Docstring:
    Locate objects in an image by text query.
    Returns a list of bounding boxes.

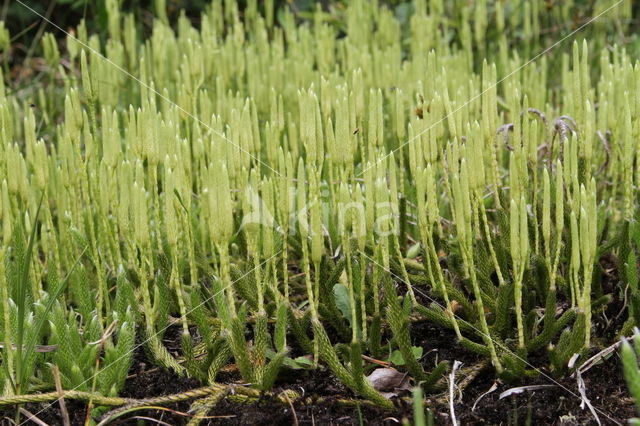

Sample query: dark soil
[448,354,635,426]
[4,320,635,426]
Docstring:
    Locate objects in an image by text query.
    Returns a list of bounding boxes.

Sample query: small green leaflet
[388,346,423,366]
[333,283,353,327]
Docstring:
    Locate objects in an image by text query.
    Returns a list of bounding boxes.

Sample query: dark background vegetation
[4,1,332,72]
[6,0,640,53]
[4,0,323,44]
[3,0,639,98]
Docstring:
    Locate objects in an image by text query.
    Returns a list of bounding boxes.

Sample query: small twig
[573,340,623,376]
[88,320,118,346]
[289,272,306,280]
[576,368,602,426]
[361,354,391,367]
[282,391,299,426]
[51,366,70,426]
[449,361,462,426]
[18,408,49,426]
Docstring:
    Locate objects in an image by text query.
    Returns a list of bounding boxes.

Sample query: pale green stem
[358,251,368,341]
[476,190,505,286]
[392,234,416,305]
[218,243,237,320]
[462,246,503,373]
[514,264,526,349]
[171,251,190,335]
[422,224,463,340]
[300,239,319,362]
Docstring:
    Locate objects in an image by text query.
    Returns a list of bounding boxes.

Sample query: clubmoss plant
[622,330,640,425]
[0,0,639,420]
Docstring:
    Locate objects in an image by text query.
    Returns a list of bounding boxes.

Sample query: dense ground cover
[1,0,640,424]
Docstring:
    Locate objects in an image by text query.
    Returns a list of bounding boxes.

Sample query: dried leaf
[366,368,412,398]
